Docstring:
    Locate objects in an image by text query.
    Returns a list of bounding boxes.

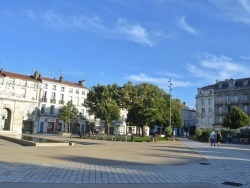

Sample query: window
[76,89,79,94]
[219,117,223,123]
[201,108,205,113]
[0,79,3,85]
[59,94,64,104]
[69,88,73,93]
[219,106,222,114]
[82,90,86,95]
[243,94,248,102]
[218,96,221,103]
[69,96,72,102]
[61,87,65,92]
[208,117,212,124]
[20,88,26,98]
[201,99,205,105]
[52,85,56,90]
[75,97,79,105]
[244,105,248,113]
[234,95,238,102]
[50,105,55,115]
[228,106,231,112]
[32,90,37,100]
[208,98,212,105]
[209,90,212,94]
[227,95,230,102]
[41,104,45,114]
[43,83,48,89]
[51,92,56,100]
[198,91,201,95]
[208,107,213,113]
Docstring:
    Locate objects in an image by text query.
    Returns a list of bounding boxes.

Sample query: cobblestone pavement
[0,135,250,188]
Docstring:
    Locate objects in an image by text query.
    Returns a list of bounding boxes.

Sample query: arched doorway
[2,108,12,131]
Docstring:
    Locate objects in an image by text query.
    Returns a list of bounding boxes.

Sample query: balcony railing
[41,97,47,102]
[59,100,65,105]
[50,99,56,103]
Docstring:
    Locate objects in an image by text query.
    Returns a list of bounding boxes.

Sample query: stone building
[0,69,41,134]
[196,78,250,130]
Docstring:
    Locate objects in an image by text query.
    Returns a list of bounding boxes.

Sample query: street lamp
[168,79,173,137]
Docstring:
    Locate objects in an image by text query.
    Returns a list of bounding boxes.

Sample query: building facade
[0,69,90,135]
[0,69,41,134]
[181,102,196,135]
[195,85,215,129]
[196,78,250,130]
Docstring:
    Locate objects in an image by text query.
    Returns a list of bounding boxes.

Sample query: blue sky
[1,0,250,109]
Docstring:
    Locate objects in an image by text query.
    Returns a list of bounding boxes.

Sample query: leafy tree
[125,82,170,137]
[165,126,172,139]
[223,106,250,129]
[84,83,121,135]
[99,98,120,135]
[171,99,183,128]
[58,100,79,138]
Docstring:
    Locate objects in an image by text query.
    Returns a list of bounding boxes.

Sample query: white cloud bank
[186,52,250,83]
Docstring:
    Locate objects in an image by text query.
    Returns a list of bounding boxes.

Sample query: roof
[0,69,88,89]
[0,70,40,82]
[201,77,250,90]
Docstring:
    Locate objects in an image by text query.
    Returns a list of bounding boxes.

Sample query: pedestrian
[210,131,216,147]
[217,131,222,147]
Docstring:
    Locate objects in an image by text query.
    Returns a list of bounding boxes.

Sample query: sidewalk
[0,135,249,188]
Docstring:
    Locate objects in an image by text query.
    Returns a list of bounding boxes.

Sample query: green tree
[84,83,121,135]
[223,106,250,129]
[171,99,183,128]
[165,125,172,139]
[125,82,169,137]
[99,98,120,135]
[58,100,79,138]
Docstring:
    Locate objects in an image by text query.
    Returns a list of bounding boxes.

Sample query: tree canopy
[223,106,250,129]
[84,81,183,137]
[58,100,79,137]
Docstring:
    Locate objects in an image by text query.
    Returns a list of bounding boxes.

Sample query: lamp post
[168,79,173,136]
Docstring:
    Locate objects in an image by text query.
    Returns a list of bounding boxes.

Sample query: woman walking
[217,131,222,147]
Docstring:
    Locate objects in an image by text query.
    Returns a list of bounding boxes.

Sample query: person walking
[210,131,216,147]
[217,131,222,147]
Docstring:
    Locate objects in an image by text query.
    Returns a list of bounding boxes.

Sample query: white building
[181,102,196,135]
[195,85,215,129]
[36,71,89,134]
[0,69,41,134]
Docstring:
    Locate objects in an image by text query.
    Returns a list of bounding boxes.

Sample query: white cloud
[177,16,197,35]
[115,18,155,47]
[126,73,192,88]
[210,0,250,24]
[186,52,250,83]
[20,9,167,47]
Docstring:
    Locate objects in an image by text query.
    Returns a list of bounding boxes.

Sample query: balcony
[41,97,47,102]
[59,100,65,105]
[40,112,58,117]
[50,99,56,104]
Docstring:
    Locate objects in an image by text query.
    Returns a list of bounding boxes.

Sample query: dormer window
[243,81,248,86]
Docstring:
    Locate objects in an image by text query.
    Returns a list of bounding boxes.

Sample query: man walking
[210,131,216,147]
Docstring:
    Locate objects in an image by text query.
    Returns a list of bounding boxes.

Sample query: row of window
[201,98,213,105]
[41,105,85,117]
[43,84,86,95]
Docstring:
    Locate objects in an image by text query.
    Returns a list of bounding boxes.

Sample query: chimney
[34,70,39,80]
[78,80,85,86]
[59,75,64,82]
[183,102,186,106]
[39,74,42,79]
[0,68,3,74]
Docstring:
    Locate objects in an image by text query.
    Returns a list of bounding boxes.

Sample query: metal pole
[168,79,173,136]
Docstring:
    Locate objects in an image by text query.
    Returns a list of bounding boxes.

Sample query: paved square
[0,134,250,188]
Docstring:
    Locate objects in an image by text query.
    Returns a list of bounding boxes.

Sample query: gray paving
[0,135,250,188]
